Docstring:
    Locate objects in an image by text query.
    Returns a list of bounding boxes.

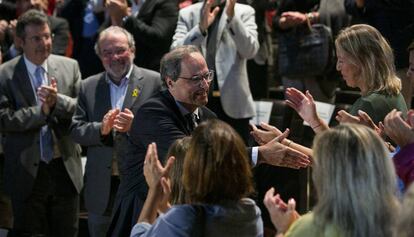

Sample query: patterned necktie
[35,66,54,163]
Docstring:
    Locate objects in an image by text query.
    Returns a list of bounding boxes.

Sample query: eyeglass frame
[178,70,214,87]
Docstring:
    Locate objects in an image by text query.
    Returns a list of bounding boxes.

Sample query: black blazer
[107,90,215,237]
[119,90,216,197]
[123,0,179,70]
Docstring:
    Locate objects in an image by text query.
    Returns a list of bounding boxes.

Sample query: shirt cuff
[251,146,259,167]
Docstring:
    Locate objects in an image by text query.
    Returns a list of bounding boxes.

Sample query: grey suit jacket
[70,65,162,215]
[171,2,259,119]
[0,54,82,201]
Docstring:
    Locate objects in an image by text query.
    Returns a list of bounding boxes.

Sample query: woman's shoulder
[285,213,343,237]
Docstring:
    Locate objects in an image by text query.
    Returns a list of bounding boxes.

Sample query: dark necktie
[186,113,198,132]
[35,67,54,163]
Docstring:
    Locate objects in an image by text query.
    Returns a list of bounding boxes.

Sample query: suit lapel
[96,74,112,116]
[15,57,37,106]
[47,57,58,87]
[216,5,228,50]
[122,66,144,110]
[162,90,192,135]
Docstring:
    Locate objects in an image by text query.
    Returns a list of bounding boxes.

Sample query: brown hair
[165,137,191,205]
[183,119,254,204]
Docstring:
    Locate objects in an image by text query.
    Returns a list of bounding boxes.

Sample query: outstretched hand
[250,122,282,146]
[258,130,311,169]
[285,88,326,132]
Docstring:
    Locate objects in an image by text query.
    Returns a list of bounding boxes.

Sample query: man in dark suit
[70,26,162,237]
[106,0,179,71]
[106,45,216,237]
[0,10,82,237]
[107,45,310,237]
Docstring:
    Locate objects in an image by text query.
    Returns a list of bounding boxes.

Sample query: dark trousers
[207,97,251,145]
[88,176,119,237]
[10,159,79,237]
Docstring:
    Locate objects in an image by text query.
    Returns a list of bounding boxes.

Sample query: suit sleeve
[50,60,81,120]
[171,9,206,48]
[128,103,187,163]
[123,0,179,49]
[70,81,106,147]
[226,6,259,59]
[0,90,47,132]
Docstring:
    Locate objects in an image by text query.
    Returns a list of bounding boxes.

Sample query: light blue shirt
[105,66,133,109]
[23,55,48,103]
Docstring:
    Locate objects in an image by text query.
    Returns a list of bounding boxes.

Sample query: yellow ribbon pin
[132,88,139,97]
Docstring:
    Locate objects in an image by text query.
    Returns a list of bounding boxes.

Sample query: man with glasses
[0,10,82,237]
[107,45,217,237]
[70,26,162,237]
[111,45,310,237]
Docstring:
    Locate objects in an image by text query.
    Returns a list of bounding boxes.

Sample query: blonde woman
[286,24,407,133]
[264,124,399,237]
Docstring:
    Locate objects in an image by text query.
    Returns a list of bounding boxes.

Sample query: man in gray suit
[0,10,82,237]
[171,0,259,144]
[70,26,162,237]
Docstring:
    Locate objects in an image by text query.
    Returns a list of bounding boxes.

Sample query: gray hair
[160,45,200,85]
[16,9,49,40]
[396,184,414,237]
[312,123,399,237]
[94,26,135,56]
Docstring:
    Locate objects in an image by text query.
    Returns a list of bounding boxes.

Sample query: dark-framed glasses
[178,70,214,87]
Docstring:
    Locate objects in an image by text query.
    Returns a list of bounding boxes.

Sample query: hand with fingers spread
[285,88,327,133]
[144,143,175,191]
[113,108,134,132]
[139,143,175,223]
[101,109,120,136]
[384,109,414,148]
[250,122,282,146]
[199,0,221,34]
[258,130,311,169]
[264,187,300,235]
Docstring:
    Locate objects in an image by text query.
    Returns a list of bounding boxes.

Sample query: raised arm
[285,87,328,133]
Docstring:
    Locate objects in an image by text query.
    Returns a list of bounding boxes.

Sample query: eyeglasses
[101,47,129,59]
[27,33,53,44]
[178,70,214,87]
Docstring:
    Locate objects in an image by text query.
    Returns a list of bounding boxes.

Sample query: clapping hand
[264,187,300,235]
[144,143,174,210]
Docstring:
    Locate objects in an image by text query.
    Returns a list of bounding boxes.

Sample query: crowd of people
[0,0,413,237]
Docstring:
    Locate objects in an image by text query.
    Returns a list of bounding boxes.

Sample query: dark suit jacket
[123,0,179,71]
[107,90,216,237]
[70,65,162,215]
[0,54,82,202]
